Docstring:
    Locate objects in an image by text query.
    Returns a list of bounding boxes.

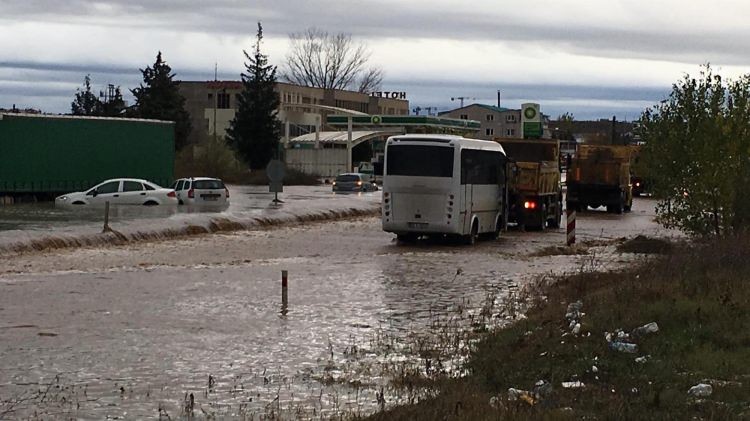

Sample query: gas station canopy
[326,114,481,131]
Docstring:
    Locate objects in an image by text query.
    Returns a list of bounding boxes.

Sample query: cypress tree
[226,22,281,170]
[131,52,192,151]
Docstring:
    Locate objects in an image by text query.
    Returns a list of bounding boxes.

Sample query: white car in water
[55,178,178,206]
[171,177,229,206]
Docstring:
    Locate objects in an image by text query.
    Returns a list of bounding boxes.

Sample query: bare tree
[282,28,383,93]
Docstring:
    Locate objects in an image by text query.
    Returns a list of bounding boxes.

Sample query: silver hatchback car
[332,173,378,192]
[172,177,229,205]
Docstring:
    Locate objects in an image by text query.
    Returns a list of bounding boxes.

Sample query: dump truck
[0,113,175,202]
[496,138,563,230]
[566,145,633,213]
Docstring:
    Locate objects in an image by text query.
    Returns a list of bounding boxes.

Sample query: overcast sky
[2,0,750,120]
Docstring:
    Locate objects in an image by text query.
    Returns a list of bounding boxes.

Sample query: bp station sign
[521,103,543,139]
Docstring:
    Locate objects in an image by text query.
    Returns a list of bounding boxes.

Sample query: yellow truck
[566,145,633,213]
[497,138,563,230]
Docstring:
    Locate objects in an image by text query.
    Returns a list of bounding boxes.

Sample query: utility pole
[213,63,218,144]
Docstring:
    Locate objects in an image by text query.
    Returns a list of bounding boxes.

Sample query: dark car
[631,175,648,196]
[332,173,377,192]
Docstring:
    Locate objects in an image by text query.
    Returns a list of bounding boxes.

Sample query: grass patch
[365,234,750,420]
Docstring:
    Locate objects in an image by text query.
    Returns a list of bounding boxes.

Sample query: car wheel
[143,201,159,206]
[464,220,479,245]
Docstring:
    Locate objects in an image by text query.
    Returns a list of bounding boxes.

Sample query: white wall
[286,148,348,178]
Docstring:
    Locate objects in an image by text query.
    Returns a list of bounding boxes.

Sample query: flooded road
[0,195,678,419]
[0,185,380,253]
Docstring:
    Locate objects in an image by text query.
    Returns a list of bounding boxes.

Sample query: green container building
[0,113,175,197]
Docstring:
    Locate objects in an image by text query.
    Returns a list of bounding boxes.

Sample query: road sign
[269,180,283,193]
[266,159,286,182]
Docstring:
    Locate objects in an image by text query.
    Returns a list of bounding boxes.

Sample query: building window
[460,114,468,120]
[485,128,494,136]
[217,92,231,109]
[207,93,213,101]
[506,115,517,122]
[486,114,494,121]
[506,128,516,136]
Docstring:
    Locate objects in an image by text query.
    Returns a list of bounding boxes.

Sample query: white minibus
[381,134,508,244]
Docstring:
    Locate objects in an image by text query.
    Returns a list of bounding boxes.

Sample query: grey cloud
[3,1,749,65]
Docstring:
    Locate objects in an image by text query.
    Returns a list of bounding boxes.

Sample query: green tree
[553,112,576,141]
[71,74,102,116]
[226,22,281,170]
[641,64,750,236]
[131,52,192,150]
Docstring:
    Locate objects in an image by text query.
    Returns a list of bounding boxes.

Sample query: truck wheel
[612,198,624,214]
[538,212,547,231]
[550,204,562,228]
[490,217,502,239]
[617,193,626,214]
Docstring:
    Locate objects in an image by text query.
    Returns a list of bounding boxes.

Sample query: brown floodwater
[0,195,678,419]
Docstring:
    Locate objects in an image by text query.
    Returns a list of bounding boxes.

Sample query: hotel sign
[370,91,407,99]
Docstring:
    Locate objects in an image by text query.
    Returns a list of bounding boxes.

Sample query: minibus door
[461,158,473,233]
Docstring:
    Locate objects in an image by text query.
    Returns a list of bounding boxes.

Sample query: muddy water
[0,197,679,419]
[0,185,380,253]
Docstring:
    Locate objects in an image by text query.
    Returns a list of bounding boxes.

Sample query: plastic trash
[508,388,536,405]
[561,381,585,389]
[565,300,583,320]
[632,322,659,337]
[635,355,651,363]
[572,323,581,335]
[592,365,599,373]
[533,380,553,399]
[566,300,583,314]
[688,383,713,397]
[609,341,638,353]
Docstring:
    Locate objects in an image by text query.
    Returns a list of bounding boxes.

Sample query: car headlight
[57,196,68,201]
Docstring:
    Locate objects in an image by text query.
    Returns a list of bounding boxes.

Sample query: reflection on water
[0,247,542,419]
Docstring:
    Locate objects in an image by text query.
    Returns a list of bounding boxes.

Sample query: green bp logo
[524,107,537,120]
[371,115,383,125]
